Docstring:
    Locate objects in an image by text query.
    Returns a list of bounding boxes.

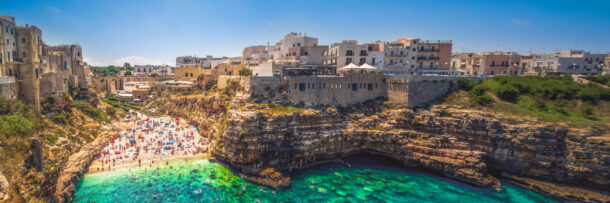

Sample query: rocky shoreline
[211,103,610,201]
[52,132,113,203]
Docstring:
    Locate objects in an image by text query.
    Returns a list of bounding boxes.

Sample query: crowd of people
[91,112,209,172]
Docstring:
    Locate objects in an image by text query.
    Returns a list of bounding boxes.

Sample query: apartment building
[416,40,452,69]
[382,38,418,75]
[324,40,384,69]
[268,32,327,65]
[532,50,605,75]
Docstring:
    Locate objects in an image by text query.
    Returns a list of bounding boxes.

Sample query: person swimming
[194,189,202,194]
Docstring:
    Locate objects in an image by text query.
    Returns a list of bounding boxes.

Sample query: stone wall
[387,75,459,107]
[283,73,386,106]
[0,76,18,100]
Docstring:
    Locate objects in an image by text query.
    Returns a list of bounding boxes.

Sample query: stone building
[0,16,93,109]
[242,45,268,59]
[173,64,203,81]
[176,55,228,69]
[268,32,327,65]
[14,24,43,109]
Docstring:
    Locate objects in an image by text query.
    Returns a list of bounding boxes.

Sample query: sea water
[73,159,558,203]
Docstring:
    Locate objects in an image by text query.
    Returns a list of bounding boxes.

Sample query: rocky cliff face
[212,104,609,192]
[53,132,112,203]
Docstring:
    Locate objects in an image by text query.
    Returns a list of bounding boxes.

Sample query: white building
[324,40,384,70]
[533,50,606,75]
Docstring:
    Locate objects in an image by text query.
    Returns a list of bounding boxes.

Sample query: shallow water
[74,159,558,203]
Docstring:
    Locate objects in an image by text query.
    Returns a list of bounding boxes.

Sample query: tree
[238,68,253,76]
[150,73,159,77]
[124,71,132,76]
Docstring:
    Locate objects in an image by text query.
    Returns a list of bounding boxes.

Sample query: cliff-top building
[0,16,91,110]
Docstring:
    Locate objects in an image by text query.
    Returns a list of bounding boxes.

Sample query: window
[359,58,366,65]
[299,83,306,91]
[360,50,367,56]
[372,58,376,65]
[400,51,403,56]
[190,73,193,77]
[345,58,352,65]
[368,83,373,91]
[352,83,358,91]
[303,52,308,56]
[297,43,301,46]
[0,53,2,63]
[185,73,188,77]
[307,83,310,89]
[8,69,12,76]
[22,51,26,57]
[22,38,25,43]
[346,50,353,56]
[35,69,38,77]
[491,61,495,66]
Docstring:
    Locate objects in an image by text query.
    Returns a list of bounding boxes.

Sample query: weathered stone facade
[0,76,17,100]
[387,75,458,107]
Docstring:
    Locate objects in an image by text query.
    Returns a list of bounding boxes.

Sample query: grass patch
[259,103,304,115]
[444,76,610,129]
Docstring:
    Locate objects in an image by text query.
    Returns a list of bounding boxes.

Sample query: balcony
[360,52,368,56]
[416,56,439,60]
[418,49,439,52]
[388,54,407,57]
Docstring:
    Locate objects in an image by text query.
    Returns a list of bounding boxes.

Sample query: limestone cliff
[212,103,609,194]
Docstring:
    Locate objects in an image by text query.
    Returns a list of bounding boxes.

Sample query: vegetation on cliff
[585,75,610,86]
[0,96,123,202]
[447,76,610,129]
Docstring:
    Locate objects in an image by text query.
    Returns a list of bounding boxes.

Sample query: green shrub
[50,112,71,124]
[496,85,519,101]
[458,77,476,91]
[471,95,493,106]
[0,114,35,137]
[71,100,108,122]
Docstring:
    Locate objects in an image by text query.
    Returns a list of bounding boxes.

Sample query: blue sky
[2,0,609,66]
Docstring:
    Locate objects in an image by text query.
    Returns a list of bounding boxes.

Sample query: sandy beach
[87,112,210,174]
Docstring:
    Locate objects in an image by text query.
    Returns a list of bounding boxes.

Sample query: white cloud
[45,6,61,13]
[511,18,530,26]
[112,56,165,66]
[84,56,168,66]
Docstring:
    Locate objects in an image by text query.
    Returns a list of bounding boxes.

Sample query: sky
[1,0,610,66]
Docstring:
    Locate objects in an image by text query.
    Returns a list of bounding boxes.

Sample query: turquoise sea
[73,158,558,203]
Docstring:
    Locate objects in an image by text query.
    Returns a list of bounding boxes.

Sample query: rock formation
[24,138,44,172]
[0,171,8,201]
[212,103,609,195]
[53,132,112,203]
